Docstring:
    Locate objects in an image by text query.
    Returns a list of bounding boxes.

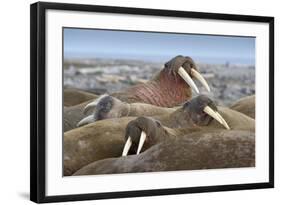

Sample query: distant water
[64,52,255,66]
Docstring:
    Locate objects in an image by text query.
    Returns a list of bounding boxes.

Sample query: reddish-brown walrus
[64,95,254,176]
[73,130,255,176]
[83,55,210,114]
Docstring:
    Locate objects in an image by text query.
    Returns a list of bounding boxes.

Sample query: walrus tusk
[77,115,95,127]
[178,67,199,94]
[191,68,211,92]
[83,94,109,114]
[215,111,230,130]
[122,137,132,156]
[83,101,97,114]
[137,131,147,155]
[203,106,230,129]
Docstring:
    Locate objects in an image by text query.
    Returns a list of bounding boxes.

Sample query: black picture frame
[30,1,274,203]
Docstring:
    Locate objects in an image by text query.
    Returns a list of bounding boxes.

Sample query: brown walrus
[78,94,254,129]
[64,100,96,132]
[65,94,178,132]
[64,88,98,107]
[73,130,255,175]
[230,95,255,119]
[64,95,254,176]
[77,95,178,127]
[121,108,254,157]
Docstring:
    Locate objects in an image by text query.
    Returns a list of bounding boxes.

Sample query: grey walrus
[73,130,255,175]
[64,96,254,176]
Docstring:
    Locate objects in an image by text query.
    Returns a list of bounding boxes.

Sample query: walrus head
[122,95,230,156]
[122,117,169,156]
[162,55,210,94]
[169,95,230,129]
[77,94,129,127]
[123,55,211,107]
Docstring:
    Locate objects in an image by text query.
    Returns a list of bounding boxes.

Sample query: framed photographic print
[30,1,274,203]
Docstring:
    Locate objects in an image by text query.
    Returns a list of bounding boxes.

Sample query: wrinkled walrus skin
[73,130,255,175]
[110,56,196,107]
[230,95,255,119]
[64,100,254,176]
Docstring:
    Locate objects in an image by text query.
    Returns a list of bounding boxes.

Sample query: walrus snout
[122,117,168,156]
[78,95,130,127]
[164,55,195,75]
[183,95,230,129]
[164,55,210,93]
[77,95,114,127]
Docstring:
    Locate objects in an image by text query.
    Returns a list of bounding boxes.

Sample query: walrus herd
[63,55,255,176]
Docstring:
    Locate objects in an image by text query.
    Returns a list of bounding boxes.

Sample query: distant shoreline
[64,55,255,67]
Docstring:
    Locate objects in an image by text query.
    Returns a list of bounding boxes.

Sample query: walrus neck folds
[128,70,192,107]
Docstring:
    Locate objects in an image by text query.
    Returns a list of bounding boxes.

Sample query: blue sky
[64,28,255,65]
